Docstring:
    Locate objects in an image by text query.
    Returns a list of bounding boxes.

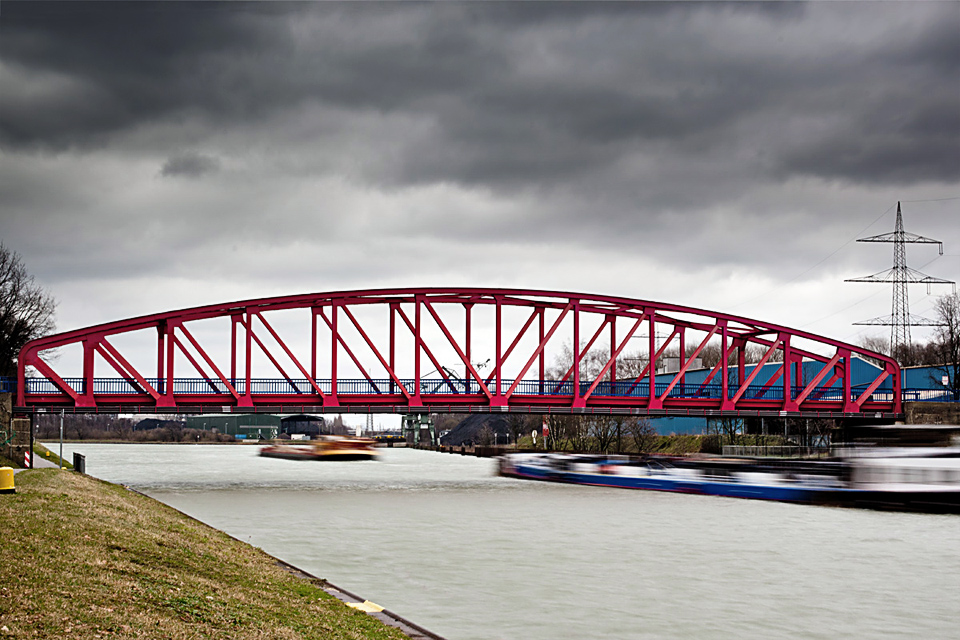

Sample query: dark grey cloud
[160,152,220,179]
[3,1,954,195]
[0,1,957,341]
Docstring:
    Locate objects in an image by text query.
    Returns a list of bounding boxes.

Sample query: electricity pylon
[846,202,954,356]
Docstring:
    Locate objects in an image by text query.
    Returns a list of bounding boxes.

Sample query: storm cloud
[0,1,957,347]
[160,153,220,179]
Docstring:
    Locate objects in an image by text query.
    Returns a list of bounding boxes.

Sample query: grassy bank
[0,470,408,639]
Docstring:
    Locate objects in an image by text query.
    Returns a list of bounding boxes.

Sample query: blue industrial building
[645,357,956,435]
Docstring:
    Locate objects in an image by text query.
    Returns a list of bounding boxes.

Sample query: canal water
[52,443,959,639]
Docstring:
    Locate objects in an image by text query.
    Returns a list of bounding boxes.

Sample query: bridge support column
[720,325,735,411]
[783,337,798,411]
[841,350,858,413]
[77,338,97,409]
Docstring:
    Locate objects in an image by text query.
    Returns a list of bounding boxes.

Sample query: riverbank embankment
[0,469,422,639]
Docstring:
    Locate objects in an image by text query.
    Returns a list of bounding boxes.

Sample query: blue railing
[2,376,955,404]
[0,377,17,394]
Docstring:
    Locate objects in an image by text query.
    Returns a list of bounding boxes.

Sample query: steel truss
[16,288,901,416]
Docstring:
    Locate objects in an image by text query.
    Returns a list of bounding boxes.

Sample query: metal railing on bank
[721,445,831,458]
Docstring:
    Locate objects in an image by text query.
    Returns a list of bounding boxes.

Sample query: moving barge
[498,449,960,513]
[260,435,379,461]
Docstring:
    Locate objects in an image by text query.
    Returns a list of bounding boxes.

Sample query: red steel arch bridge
[15,288,902,418]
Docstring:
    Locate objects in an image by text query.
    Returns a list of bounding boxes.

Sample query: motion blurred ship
[260,435,379,461]
[499,447,960,513]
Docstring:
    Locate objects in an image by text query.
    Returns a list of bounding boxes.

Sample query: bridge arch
[16,288,901,416]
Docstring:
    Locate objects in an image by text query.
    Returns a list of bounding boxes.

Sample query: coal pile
[439,414,510,446]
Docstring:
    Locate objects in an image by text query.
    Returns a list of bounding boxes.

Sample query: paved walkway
[12,455,62,472]
[32,455,61,469]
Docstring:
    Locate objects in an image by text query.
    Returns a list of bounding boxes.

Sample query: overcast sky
[2,1,958,356]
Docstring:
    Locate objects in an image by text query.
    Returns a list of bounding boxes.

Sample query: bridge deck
[8,377,917,418]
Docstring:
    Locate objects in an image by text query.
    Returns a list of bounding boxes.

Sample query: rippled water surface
[54,443,960,640]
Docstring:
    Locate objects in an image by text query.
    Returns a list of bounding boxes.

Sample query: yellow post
[0,467,14,494]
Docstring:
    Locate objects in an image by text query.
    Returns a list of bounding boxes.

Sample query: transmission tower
[846,202,954,355]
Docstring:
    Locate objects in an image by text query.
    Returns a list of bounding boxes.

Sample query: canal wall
[905,401,960,426]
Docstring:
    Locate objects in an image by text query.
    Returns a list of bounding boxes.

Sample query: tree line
[32,413,235,443]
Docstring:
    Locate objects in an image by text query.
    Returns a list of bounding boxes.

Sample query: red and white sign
[24,451,31,468]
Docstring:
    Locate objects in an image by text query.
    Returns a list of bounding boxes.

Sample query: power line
[729,203,896,310]
[802,288,887,328]
[802,251,946,329]
[901,196,960,203]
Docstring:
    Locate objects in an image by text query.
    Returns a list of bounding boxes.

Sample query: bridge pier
[402,413,435,446]
[904,401,960,426]
[1,393,32,468]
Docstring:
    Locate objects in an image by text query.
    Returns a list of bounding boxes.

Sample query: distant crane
[363,413,372,437]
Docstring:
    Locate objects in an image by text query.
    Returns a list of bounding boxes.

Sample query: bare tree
[112,417,134,440]
[506,413,532,445]
[807,418,836,449]
[893,341,941,367]
[698,343,724,370]
[626,417,657,453]
[743,343,783,364]
[477,425,494,447]
[611,416,627,454]
[932,293,960,401]
[544,414,569,451]
[547,341,609,382]
[0,244,56,377]
[169,420,185,442]
[566,415,590,452]
[548,340,649,388]
[71,416,91,440]
[589,417,618,453]
[708,417,743,447]
[857,335,890,367]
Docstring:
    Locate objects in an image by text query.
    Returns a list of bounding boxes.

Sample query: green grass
[0,470,409,639]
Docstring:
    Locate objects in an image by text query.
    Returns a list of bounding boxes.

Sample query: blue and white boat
[499,450,960,513]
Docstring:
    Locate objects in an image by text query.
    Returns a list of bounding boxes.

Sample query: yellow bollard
[0,467,14,494]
